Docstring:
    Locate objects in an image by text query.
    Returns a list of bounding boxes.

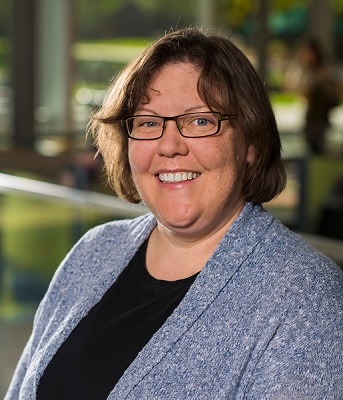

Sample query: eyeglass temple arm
[220,114,237,121]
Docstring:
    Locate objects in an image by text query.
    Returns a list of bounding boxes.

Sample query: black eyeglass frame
[121,111,237,140]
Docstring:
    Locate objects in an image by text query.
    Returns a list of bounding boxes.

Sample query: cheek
[213,140,249,177]
[207,139,240,170]
[128,141,152,173]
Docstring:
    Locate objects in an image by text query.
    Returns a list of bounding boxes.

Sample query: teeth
[159,172,199,183]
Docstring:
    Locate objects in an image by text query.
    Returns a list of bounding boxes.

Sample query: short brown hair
[90,27,286,204]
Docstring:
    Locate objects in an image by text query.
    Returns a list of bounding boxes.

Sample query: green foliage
[72,0,343,39]
[271,0,308,11]
[76,0,124,32]
[0,0,11,20]
[217,0,257,28]
[217,0,310,29]
[76,0,196,37]
[133,0,196,16]
[333,0,343,13]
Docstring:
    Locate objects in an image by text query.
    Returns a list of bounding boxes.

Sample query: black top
[37,239,198,399]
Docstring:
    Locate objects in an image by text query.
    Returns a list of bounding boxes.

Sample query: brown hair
[90,27,286,204]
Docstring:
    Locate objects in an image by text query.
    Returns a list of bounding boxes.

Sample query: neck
[145,220,232,281]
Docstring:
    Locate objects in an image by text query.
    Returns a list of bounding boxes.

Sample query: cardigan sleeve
[4,272,71,398]
[4,334,34,400]
[4,283,58,400]
[4,225,101,399]
[245,321,343,399]
[244,280,343,399]
[4,215,153,399]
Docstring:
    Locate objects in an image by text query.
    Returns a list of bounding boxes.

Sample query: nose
[157,119,189,157]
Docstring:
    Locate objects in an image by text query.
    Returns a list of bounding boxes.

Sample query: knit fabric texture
[5,202,343,399]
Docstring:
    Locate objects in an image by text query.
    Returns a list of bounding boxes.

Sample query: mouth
[158,172,200,183]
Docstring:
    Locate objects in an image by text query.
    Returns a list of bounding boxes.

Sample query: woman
[6,28,343,399]
[300,38,338,154]
[284,38,339,154]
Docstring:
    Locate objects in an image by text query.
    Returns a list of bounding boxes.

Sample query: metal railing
[0,172,149,321]
[0,173,148,218]
[0,172,342,268]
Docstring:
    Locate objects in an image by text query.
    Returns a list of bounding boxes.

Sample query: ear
[246,145,255,164]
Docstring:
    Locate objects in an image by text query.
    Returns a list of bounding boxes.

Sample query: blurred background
[0,0,343,395]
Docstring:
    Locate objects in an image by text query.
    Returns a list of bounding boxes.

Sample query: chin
[157,212,199,231]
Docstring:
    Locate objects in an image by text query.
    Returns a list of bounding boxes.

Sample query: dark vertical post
[255,0,270,84]
[308,0,334,60]
[11,0,36,148]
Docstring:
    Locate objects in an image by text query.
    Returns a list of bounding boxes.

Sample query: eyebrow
[135,105,210,115]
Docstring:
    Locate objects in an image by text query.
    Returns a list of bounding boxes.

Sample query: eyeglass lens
[126,112,220,139]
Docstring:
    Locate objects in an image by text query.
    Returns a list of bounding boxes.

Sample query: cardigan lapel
[109,203,274,398]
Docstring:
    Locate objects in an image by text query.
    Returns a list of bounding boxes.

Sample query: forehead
[148,62,199,91]
[136,63,203,109]
[133,61,226,115]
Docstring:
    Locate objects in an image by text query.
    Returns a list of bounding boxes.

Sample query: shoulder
[55,212,155,280]
[255,205,341,285]
[78,213,156,250]
[81,212,156,246]
[33,213,156,327]
[264,213,341,282]
[248,207,343,324]
[225,203,343,318]
[244,203,340,275]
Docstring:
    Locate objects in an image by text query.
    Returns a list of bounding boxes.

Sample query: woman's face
[128,62,253,240]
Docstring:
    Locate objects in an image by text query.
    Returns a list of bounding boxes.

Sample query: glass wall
[0,0,342,235]
[0,177,147,398]
[1,2,343,396]
[0,1,343,151]
[70,0,200,138]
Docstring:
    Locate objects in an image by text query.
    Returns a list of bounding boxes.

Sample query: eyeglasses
[121,111,237,140]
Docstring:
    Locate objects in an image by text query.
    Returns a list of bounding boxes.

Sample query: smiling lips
[158,172,200,183]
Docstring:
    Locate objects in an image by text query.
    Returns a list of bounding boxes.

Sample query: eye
[194,117,211,126]
[186,114,216,127]
[136,117,162,128]
[141,121,158,127]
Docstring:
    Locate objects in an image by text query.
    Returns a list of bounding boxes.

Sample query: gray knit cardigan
[5,202,343,399]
